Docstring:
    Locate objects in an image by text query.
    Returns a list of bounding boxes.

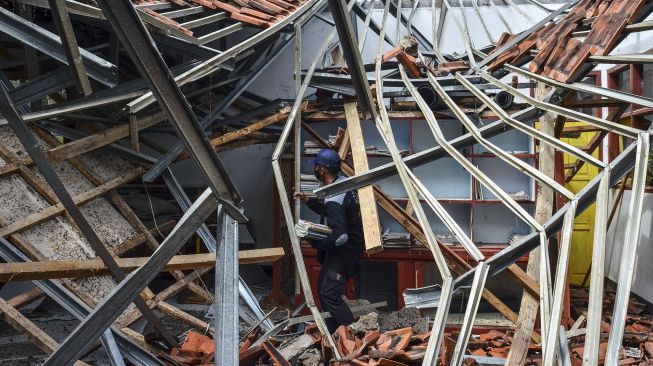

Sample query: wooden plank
[209,107,290,147]
[7,287,45,309]
[344,102,382,253]
[157,301,213,335]
[337,129,351,160]
[0,248,284,282]
[0,298,89,365]
[0,297,57,353]
[0,168,144,237]
[129,114,140,152]
[47,112,166,163]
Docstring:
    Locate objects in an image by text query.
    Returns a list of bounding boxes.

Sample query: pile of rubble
[161,288,653,366]
[159,287,653,365]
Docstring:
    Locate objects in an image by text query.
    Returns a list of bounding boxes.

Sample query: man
[294,148,365,333]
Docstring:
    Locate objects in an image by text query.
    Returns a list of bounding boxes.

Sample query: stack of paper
[382,230,411,248]
[295,219,332,241]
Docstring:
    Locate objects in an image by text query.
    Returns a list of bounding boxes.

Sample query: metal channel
[487,0,513,33]
[0,238,161,366]
[459,72,605,167]
[450,262,489,366]
[542,199,578,366]
[44,189,219,366]
[454,139,642,289]
[214,207,240,366]
[605,132,651,365]
[582,170,610,366]
[498,66,643,138]
[0,81,179,349]
[470,0,493,45]
[95,0,246,222]
[358,0,375,52]
[506,64,653,114]
[372,3,452,363]
[382,0,433,51]
[0,6,117,86]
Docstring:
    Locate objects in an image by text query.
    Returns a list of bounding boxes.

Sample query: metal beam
[214,207,239,366]
[327,0,376,118]
[454,138,643,289]
[95,0,246,222]
[0,6,117,86]
[44,189,219,366]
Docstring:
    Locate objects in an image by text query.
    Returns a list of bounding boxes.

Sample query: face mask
[314,168,322,181]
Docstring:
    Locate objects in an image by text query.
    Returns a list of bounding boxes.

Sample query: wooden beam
[47,112,166,163]
[0,168,144,237]
[506,83,556,365]
[0,248,284,282]
[7,287,45,309]
[337,129,351,160]
[344,102,383,253]
[0,298,89,366]
[157,301,213,335]
[209,106,291,147]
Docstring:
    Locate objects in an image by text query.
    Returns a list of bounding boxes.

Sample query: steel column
[214,207,239,366]
[605,132,651,365]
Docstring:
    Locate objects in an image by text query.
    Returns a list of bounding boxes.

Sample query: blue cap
[310,149,341,169]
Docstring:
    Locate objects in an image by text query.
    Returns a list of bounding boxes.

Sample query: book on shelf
[382,230,411,248]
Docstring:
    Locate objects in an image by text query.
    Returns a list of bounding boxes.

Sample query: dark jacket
[306,176,365,276]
